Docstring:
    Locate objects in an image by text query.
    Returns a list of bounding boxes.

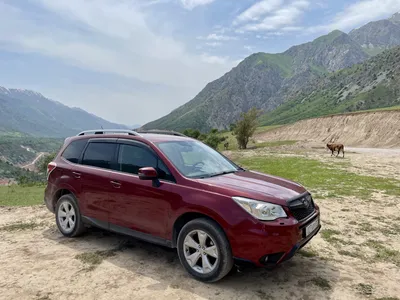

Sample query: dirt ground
[255,110,400,148]
[0,146,399,300]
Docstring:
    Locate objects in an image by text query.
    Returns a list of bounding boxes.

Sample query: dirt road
[0,147,399,300]
[21,152,46,171]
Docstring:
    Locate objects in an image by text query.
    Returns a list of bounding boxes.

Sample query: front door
[108,141,178,240]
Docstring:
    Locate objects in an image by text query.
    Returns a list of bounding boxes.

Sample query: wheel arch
[52,188,76,211]
[171,211,229,248]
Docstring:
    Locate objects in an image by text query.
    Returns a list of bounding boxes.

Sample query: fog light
[264,256,269,263]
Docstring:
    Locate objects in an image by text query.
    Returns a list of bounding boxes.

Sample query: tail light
[47,162,57,180]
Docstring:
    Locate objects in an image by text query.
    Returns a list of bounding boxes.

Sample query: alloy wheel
[183,230,219,274]
[57,201,76,234]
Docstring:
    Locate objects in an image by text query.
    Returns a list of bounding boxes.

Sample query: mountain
[286,30,368,72]
[349,12,400,55]
[143,13,400,132]
[259,47,400,125]
[0,87,129,137]
[143,30,369,132]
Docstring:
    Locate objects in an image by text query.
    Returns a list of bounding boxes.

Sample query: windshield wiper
[199,170,237,179]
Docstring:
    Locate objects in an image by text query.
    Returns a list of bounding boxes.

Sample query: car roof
[139,133,193,143]
[66,130,194,144]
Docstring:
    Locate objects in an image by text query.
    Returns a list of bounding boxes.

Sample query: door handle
[110,180,121,188]
[72,172,81,179]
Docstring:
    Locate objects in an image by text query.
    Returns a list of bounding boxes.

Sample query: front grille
[288,193,315,221]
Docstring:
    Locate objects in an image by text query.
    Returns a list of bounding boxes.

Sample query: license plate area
[304,217,319,237]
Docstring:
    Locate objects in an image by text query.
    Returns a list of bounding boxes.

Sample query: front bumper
[231,211,321,267]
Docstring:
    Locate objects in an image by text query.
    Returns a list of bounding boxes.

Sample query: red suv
[45,129,320,282]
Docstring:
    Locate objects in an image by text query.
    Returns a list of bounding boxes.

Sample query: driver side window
[117,144,174,181]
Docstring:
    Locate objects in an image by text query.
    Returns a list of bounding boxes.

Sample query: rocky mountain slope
[0,87,129,137]
[259,47,400,125]
[143,13,400,132]
[349,12,400,54]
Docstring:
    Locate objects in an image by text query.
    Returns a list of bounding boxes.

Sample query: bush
[183,129,201,139]
[183,128,226,150]
[37,152,57,173]
[233,108,261,149]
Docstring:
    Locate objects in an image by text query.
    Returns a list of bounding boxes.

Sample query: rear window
[82,142,117,169]
[61,139,88,163]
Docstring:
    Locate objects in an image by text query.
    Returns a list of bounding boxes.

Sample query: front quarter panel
[168,185,259,250]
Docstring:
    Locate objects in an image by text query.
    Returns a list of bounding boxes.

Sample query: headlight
[232,197,287,221]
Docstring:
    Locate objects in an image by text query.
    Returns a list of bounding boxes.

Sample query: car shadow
[42,226,339,299]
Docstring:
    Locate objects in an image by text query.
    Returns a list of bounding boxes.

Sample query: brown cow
[327,143,345,158]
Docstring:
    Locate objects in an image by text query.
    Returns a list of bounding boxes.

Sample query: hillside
[143,30,368,132]
[0,134,62,165]
[259,47,400,125]
[0,160,44,183]
[256,109,400,148]
[0,87,129,137]
[143,13,400,132]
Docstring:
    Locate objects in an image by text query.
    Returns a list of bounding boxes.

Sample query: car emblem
[301,198,310,208]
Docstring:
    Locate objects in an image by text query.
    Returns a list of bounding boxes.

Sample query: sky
[0,0,399,126]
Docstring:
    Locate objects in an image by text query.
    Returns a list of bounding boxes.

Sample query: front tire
[177,218,233,282]
[55,194,86,237]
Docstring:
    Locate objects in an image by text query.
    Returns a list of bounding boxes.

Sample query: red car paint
[45,133,320,267]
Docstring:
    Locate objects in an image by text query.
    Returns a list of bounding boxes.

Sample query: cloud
[281,26,303,32]
[234,0,284,25]
[205,42,222,47]
[308,0,400,33]
[200,53,229,64]
[0,0,238,124]
[0,0,235,89]
[239,0,310,32]
[244,45,255,51]
[198,33,239,41]
[179,0,215,10]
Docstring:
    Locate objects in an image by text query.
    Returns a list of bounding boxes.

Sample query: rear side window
[82,142,117,169]
[61,139,87,163]
[118,144,174,181]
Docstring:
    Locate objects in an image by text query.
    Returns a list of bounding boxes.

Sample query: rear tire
[55,194,86,237]
[177,218,233,282]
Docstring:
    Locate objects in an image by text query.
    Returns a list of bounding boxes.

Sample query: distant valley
[0,87,134,138]
[0,86,138,178]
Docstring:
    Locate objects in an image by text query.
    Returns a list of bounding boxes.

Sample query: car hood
[198,170,306,205]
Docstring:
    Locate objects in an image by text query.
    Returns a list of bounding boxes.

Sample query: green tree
[37,152,57,173]
[203,132,226,149]
[233,108,261,149]
[183,128,226,150]
[183,129,201,139]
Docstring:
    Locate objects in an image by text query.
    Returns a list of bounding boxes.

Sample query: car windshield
[156,140,239,178]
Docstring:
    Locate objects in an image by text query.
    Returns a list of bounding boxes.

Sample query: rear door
[108,140,178,240]
[79,139,118,225]
[55,139,88,210]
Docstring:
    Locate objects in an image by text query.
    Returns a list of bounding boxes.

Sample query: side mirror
[138,167,158,180]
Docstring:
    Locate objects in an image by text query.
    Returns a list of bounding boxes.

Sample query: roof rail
[135,129,186,137]
[77,129,142,137]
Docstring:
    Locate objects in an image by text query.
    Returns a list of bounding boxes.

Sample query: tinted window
[62,139,88,163]
[118,144,173,181]
[82,142,117,169]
